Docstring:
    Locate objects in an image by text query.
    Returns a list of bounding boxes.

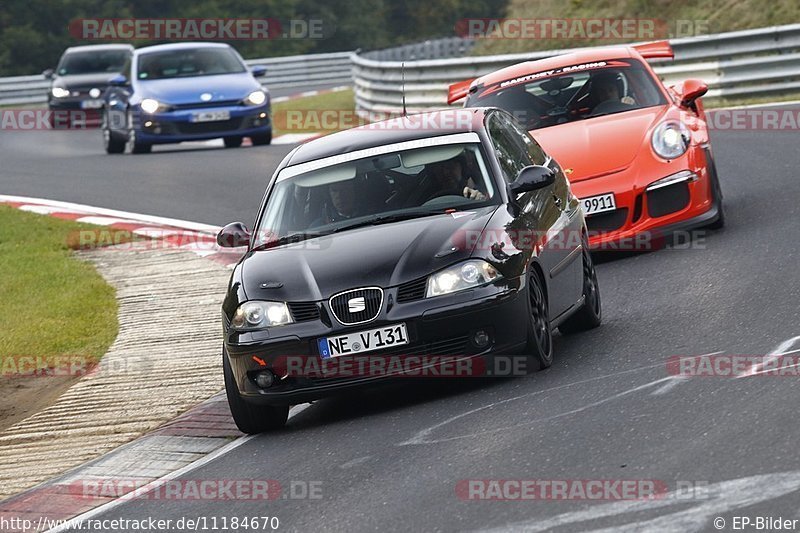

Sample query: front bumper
[134,104,271,144]
[224,278,530,405]
[572,147,718,251]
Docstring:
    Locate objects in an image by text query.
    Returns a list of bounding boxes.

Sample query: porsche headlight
[651,121,691,160]
[426,260,501,298]
[245,90,267,106]
[140,98,161,114]
[231,301,293,330]
[51,86,70,98]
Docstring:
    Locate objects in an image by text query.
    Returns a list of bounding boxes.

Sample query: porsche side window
[487,113,528,183]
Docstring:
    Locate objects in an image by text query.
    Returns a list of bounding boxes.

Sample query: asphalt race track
[2,108,799,531]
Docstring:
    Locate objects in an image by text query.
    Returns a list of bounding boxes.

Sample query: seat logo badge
[348,297,366,313]
[200,93,213,101]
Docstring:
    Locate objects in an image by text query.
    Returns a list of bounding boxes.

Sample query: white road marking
[651,351,723,395]
[399,363,673,446]
[736,335,800,379]
[478,470,800,533]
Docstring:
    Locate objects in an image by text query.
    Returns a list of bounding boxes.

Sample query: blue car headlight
[245,90,267,106]
[140,99,161,114]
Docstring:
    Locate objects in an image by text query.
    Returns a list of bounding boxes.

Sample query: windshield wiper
[250,231,328,252]
[331,210,445,233]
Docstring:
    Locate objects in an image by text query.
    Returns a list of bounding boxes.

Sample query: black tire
[102,111,125,154]
[224,136,243,148]
[706,156,725,230]
[559,236,602,335]
[525,266,553,370]
[250,131,272,146]
[125,109,152,154]
[223,349,289,434]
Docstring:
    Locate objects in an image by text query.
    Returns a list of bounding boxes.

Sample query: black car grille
[305,335,472,385]
[396,277,428,303]
[175,118,243,134]
[329,288,383,325]
[287,302,320,323]
[586,208,629,233]
[647,182,690,218]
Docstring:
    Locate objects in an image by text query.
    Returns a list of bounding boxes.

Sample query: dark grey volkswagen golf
[217,108,602,433]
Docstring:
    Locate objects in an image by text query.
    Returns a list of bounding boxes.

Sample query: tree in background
[0,0,506,75]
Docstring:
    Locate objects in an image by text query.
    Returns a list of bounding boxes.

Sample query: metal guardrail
[0,51,354,106]
[352,24,800,115]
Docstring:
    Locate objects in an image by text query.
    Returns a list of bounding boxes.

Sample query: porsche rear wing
[446,40,674,104]
[447,78,476,105]
[632,40,674,60]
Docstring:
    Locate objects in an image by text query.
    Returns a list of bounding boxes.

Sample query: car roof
[472,47,636,88]
[285,108,492,166]
[63,44,134,54]
[134,42,233,55]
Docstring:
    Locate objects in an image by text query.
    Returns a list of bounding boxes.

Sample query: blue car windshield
[57,50,129,76]
[136,48,246,80]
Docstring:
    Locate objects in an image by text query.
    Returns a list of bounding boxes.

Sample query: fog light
[254,370,275,389]
[473,330,490,348]
[259,112,267,118]
[144,120,153,128]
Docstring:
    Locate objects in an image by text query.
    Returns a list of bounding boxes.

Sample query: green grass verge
[0,205,120,371]
[272,88,356,136]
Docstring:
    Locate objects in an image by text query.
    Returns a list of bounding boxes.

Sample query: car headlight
[51,86,70,98]
[245,90,267,106]
[426,260,501,298]
[651,121,691,160]
[140,98,161,114]
[231,301,293,330]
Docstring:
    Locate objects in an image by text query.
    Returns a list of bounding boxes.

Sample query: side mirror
[108,74,128,87]
[680,79,708,107]
[509,165,555,197]
[42,69,54,80]
[217,222,251,248]
[250,65,267,78]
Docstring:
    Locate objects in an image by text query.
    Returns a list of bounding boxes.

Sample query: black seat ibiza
[218,108,602,433]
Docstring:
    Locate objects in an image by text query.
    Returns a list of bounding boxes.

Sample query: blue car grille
[174,118,244,134]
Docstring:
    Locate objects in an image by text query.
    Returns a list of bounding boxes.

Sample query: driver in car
[590,71,636,109]
[310,179,363,226]
[414,156,486,204]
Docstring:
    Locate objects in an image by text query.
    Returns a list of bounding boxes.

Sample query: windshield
[136,48,246,80]
[252,143,497,248]
[465,59,666,130]
[57,50,129,76]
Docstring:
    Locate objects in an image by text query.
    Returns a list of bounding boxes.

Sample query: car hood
[136,73,260,105]
[239,206,498,302]
[530,106,668,182]
[55,73,119,88]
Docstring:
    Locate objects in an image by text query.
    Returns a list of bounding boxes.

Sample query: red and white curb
[0,195,245,269]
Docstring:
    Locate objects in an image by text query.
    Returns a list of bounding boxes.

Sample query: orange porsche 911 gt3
[450,41,724,249]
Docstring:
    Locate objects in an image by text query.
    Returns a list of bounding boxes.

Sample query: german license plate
[318,323,409,359]
[581,193,616,216]
[81,99,104,109]
[191,110,230,122]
